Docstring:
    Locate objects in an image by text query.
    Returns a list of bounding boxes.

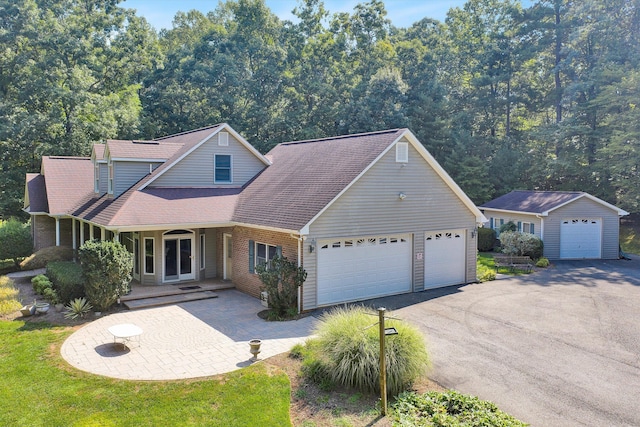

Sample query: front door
[163,231,195,282]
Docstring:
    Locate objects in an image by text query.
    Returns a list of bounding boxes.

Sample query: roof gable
[233,129,485,233]
[140,123,270,190]
[24,173,48,213]
[480,190,629,216]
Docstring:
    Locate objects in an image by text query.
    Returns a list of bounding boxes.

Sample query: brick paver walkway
[61,289,318,380]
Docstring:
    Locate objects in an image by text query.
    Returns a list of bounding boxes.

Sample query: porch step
[124,291,219,310]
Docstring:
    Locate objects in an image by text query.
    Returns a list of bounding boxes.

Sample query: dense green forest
[1,0,639,218]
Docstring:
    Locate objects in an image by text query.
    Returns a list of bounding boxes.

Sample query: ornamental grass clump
[314,306,430,396]
[0,276,22,315]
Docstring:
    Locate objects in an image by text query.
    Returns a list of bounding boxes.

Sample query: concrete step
[124,290,219,310]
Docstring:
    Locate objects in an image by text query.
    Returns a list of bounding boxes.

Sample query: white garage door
[424,230,466,289]
[560,218,602,259]
[317,234,412,306]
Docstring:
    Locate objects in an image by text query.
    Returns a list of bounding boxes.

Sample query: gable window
[248,240,281,272]
[144,237,154,275]
[214,154,232,183]
[396,142,408,163]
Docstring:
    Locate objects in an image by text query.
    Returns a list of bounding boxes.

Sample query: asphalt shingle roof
[41,156,94,215]
[232,129,406,231]
[105,140,183,160]
[480,190,587,214]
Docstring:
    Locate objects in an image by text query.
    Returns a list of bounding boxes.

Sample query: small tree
[499,221,517,234]
[78,240,133,312]
[256,255,306,318]
[0,218,33,268]
[499,231,544,259]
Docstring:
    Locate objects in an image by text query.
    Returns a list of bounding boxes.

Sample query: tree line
[2,0,639,218]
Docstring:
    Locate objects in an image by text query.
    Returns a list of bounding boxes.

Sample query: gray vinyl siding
[153,133,266,188]
[482,210,542,238]
[543,198,620,260]
[303,140,477,309]
[98,163,108,195]
[205,228,217,279]
[113,161,161,198]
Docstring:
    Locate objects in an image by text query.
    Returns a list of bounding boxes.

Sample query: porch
[121,278,235,310]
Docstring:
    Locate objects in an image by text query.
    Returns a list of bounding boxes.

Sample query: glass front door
[164,232,195,282]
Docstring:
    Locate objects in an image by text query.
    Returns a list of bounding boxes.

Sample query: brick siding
[232,226,300,298]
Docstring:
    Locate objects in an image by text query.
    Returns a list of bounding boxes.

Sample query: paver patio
[61,289,318,380]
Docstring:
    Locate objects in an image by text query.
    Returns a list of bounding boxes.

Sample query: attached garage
[316,234,412,306]
[424,230,466,288]
[560,218,602,259]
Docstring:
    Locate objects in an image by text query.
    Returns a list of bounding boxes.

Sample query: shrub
[500,221,518,233]
[20,246,74,270]
[47,261,84,304]
[477,264,497,282]
[391,390,527,426]
[500,231,544,259]
[536,257,550,268]
[64,297,93,319]
[31,274,53,294]
[256,255,306,318]
[313,306,430,396]
[0,219,33,268]
[0,276,22,316]
[477,227,497,251]
[78,240,133,312]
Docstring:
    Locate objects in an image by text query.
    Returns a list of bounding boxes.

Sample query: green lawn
[0,321,291,427]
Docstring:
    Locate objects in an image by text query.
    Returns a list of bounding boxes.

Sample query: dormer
[103,139,182,198]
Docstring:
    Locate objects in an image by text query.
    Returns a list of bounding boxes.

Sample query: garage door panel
[317,235,412,306]
[560,218,601,259]
[424,230,466,288]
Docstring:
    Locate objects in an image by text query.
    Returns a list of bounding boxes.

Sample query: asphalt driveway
[369,258,640,427]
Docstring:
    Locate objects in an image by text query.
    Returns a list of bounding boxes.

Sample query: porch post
[89,224,94,240]
[113,231,120,242]
[55,217,60,246]
[101,227,106,241]
[72,218,77,251]
[79,220,85,244]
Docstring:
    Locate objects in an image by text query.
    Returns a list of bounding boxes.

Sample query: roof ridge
[279,128,405,146]
[154,123,224,141]
[46,156,91,160]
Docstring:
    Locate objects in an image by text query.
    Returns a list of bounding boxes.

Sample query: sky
[121,0,487,30]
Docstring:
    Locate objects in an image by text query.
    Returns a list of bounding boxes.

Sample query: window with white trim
[94,164,99,193]
[396,142,409,163]
[214,154,232,183]
[108,162,114,194]
[144,237,154,274]
[522,222,531,234]
[200,234,206,270]
[255,242,278,270]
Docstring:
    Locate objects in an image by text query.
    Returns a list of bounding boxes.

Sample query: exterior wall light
[398,192,407,200]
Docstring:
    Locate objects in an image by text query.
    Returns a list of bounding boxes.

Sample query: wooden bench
[493,254,533,273]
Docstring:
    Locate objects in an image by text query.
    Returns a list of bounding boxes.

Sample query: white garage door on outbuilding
[560,218,602,259]
[316,234,412,306]
[424,230,466,289]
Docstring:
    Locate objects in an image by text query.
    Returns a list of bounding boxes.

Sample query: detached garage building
[480,191,629,260]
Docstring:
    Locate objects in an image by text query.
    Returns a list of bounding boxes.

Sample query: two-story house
[24,124,485,310]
